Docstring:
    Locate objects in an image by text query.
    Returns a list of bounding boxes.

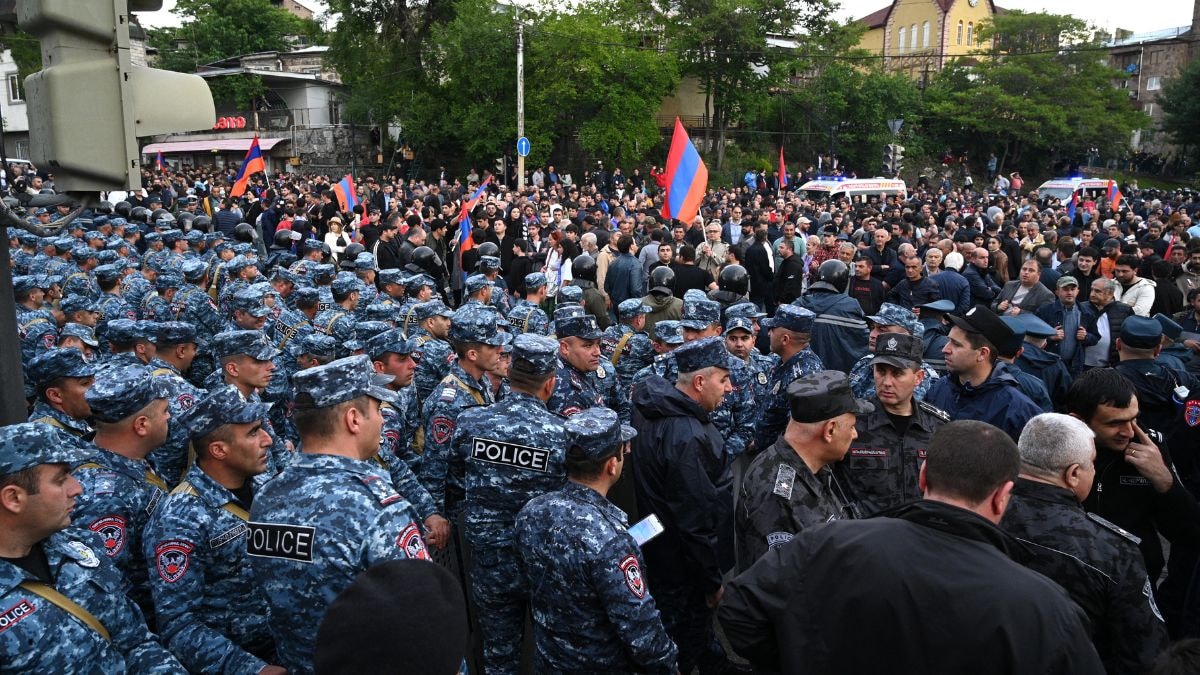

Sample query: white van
[797,177,908,203]
[1035,177,1117,203]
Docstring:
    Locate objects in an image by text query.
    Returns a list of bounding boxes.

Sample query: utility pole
[516,19,525,190]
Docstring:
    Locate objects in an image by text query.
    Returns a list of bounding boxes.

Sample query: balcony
[207,107,330,133]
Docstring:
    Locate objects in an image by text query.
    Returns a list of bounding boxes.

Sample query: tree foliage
[1159,58,1200,165]
[924,11,1145,174]
[146,0,323,107]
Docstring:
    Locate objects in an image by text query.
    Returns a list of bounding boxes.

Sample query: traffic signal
[883,144,905,177]
[17,0,215,194]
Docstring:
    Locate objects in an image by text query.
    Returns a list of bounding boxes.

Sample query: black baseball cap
[946,305,1015,354]
[870,333,923,369]
[787,371,873,423]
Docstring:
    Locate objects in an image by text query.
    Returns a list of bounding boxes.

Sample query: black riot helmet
[192,215,212,232]
[572,253,597,282]
[233,222,255,243]
[412,246,444,275]
[128,206,151,224]
[114,201,132,218]
[273,229,296,248]
[718,264,749,296]
[475,241,500,258]
[811,259,850,293]
[649,265,675,295]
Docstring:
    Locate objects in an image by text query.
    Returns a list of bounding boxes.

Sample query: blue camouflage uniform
[25,348,96,439]
[411,299,456,402]
[508,298,551,336]
[147,323,207,486]
[848,304,939,401]
[753,305,824,450]
[210,330,294,475]
[418,305,503,514]
[514,409,677,675]
[73,366,173,622]
[123,273,156,314]
[601,299,656,393]
[142,387,275,674]
[454,334,569,675]
[311,274,360,359]
[548,314,609,418]
[248,356,429,675]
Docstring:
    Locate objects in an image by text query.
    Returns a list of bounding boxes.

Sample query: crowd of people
[4,156,1200,674]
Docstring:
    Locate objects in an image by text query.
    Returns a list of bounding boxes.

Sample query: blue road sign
[517,136,531,157]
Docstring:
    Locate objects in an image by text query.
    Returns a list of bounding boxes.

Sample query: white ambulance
[796,177,908,203]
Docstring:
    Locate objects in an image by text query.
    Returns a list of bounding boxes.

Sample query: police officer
[364,328,451,551]
[1000,413,1167,673]
[248,355,430,674]
[419,304,503,515]
[1009,314,1073,410]
[455,333,568,675]
[630,336,735,674]
[411,298,456,404]
[997,316,1055,412]
[312,273,360,358]
[548,311,609,417]
[515,408,678,674]
[602,298,655,392]
[463,272,495,307]
[836,333,950,516]
[209,330,294,474]
[26,348,96,438]
[848,303,939,401]
[925,305,1042,441]
[632,294,755,456]
[754,304,823,450]
[142,386,284,674]
[507,272,551,336]
[738,371,869,571]
[74,365,173,621]
[147,322,207,486]
[14,276,58,386]
[0,423,186,673]
[795,259,869,372]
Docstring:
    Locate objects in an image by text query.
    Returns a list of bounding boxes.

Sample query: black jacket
[719,500,1103,674]
[1001,478,1168,673]
[374,237,403,271]
[774,255,805,305]
[630,376,732,593]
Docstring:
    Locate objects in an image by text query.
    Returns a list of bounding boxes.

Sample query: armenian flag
[1066,192,1077,223]
[229,136,265,198]
[659,118,708,224]
[331,174,359,212]
[458,177,492,271]
[779,146,788,188]
[1106,179,1124,211]
[156,151,166,174]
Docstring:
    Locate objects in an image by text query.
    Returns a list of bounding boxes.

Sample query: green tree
[146,0,323,107]
[655,0,854,169]
[1159,58,1200,167]
[924,11,1145,174]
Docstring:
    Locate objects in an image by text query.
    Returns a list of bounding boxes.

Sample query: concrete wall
[656,75,708,124]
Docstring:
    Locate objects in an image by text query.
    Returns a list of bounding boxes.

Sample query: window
[966,22,973,45]
[1150,50,1163,65]
[7,74,22,103]
[1146,76,1162,91]
[910,24,917,50]
[14,140,27,158]
[898,26,906,53]
[956,20,963,45]
[1143,103,1155,116]
[923,21,931,48]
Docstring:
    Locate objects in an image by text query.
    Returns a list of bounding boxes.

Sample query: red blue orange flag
[659,118,708,224]
[779,146,788,188]
[1066,192,1077,223]
[1106,180,1123,211]
[331,174,359,212]
[458,178,491,272]
[230,136,265,198]
[156,151,166,174]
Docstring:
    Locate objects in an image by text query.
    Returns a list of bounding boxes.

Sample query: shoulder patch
[430,416,456,445]
[155,540,195,583]
[757,372,768,385]
[439,386,458,402]
[1087,512,1142,545]
[917,400,951,423]
[397,522,431,560]
[88,515,127,557]
[619,554,646,599]
[596,367,606,379]
[773,464,796,500]
[766,531,794,550]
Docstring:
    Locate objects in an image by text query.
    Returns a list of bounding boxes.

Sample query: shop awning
[142,137,288,154]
